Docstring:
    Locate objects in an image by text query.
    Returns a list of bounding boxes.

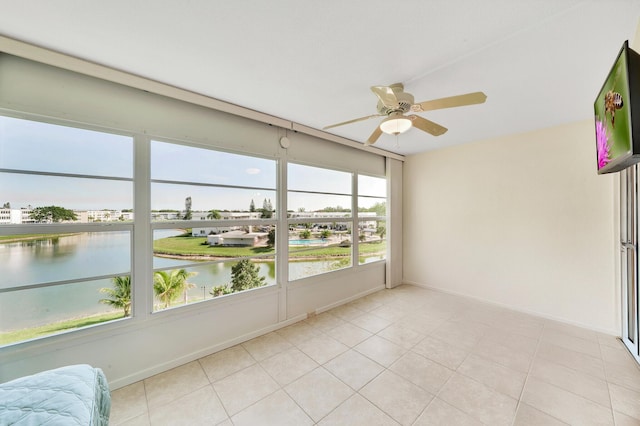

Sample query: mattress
[0,364,110,425]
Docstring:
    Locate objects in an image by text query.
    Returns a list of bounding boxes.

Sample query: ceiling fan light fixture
[379,114,412,135]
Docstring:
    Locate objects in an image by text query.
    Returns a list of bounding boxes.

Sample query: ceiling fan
[323,83,487,145]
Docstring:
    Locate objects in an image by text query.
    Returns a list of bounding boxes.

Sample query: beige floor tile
[231,390,313,426]
[536,341,605,379]
[348,294,383,312]
[304,311,345,332]
[102,286,640,426]
[529,357,611,407]
[544,320,600,342]
[354,335,406,367]
[327,303,365,321]
[480,328,539,356]
[284,367,353,422]
[412,335,469,370]
[260,347,318,386]
[275,321,320,346]
[541,328,602,359]
[601,344,639,367]
[428,320,489,351]
[318,394,399,426]
[604,360,640,392]
[297,333,349,364]
[394,313,445,335]
[377,323,425,350]
[360,370,433,425]
[241,331,293,361]
[143,361,210,408]
[513,403,569,425]
[413,398,483,426]
[324,349,384,390]
[609,382,640,421]
[389,351,452,395]
[350,312,393,333]
[368,304,407,322]
[500,319,545,340]
[521,377,614,425]
[212,363,279,415]
[472,337,533,373]
[326,322,373,347]
[438,373,518,426]
[148,385,227,426]
[614,410,640,426]
[598,333,625,349]
[110,381,148,425]
[117,413,150,426]
[458,354,526,399]
[198,345,255,383]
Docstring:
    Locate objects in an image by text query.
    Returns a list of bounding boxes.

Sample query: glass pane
[0,277,130,347]
[153,228,276,268]
[358,196,386,216]
[358,175,386,197]
[0,231,131,289]
[151,183,275,219]
[359,220,387,264]
[152,258,275,312]
[0,172,133,215]
[288,163,351,194]
[151,140,276,188]
[0,115,132,177]
[288,222,352,281]
[288,193,352,215]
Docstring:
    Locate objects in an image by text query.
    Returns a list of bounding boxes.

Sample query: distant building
[192,211,263,236]
[207,230,267,247]
[0,207,36,224]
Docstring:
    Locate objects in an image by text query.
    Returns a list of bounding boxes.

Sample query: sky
[0,116,386,212]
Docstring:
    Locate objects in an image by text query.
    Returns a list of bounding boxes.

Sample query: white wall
[403,120,619,334]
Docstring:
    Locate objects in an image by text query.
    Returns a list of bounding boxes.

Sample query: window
[150,141,277,311]
[287,163,353,280]
[358,174,387,264]
[0,116,133,346]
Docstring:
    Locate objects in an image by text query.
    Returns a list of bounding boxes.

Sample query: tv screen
[594,40,640,174]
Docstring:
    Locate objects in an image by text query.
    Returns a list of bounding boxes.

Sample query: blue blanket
[0,364,110,425]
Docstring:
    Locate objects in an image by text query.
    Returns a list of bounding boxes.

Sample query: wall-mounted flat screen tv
[594,40,640,174]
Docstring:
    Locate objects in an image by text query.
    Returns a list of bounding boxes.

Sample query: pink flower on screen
[596,119,610,169]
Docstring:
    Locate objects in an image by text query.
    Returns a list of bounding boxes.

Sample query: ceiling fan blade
[371,86,400,109]
[323,114,383,130]
[412,91,487,113]
[365,126,383,145]
[409,115,448,136]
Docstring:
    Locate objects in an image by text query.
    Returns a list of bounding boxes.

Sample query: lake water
[0,231,350,331]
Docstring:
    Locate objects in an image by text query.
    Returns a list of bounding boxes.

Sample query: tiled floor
[110,285,640,425]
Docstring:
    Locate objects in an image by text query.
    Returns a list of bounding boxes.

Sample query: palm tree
[153,269,197,309]
[99,275,132,317]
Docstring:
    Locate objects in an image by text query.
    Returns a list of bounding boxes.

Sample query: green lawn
[0,311,125,346]
[153,235,386,259]
[153,234,275,257]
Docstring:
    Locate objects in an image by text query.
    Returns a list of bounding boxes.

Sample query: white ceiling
[0,1,639,156]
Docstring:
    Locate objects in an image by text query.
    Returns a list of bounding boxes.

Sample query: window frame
[0,113,136,345]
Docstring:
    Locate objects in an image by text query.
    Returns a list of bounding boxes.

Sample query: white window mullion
[133,135,152,318]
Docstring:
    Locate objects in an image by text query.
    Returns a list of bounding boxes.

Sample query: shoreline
[152,252,382,262]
